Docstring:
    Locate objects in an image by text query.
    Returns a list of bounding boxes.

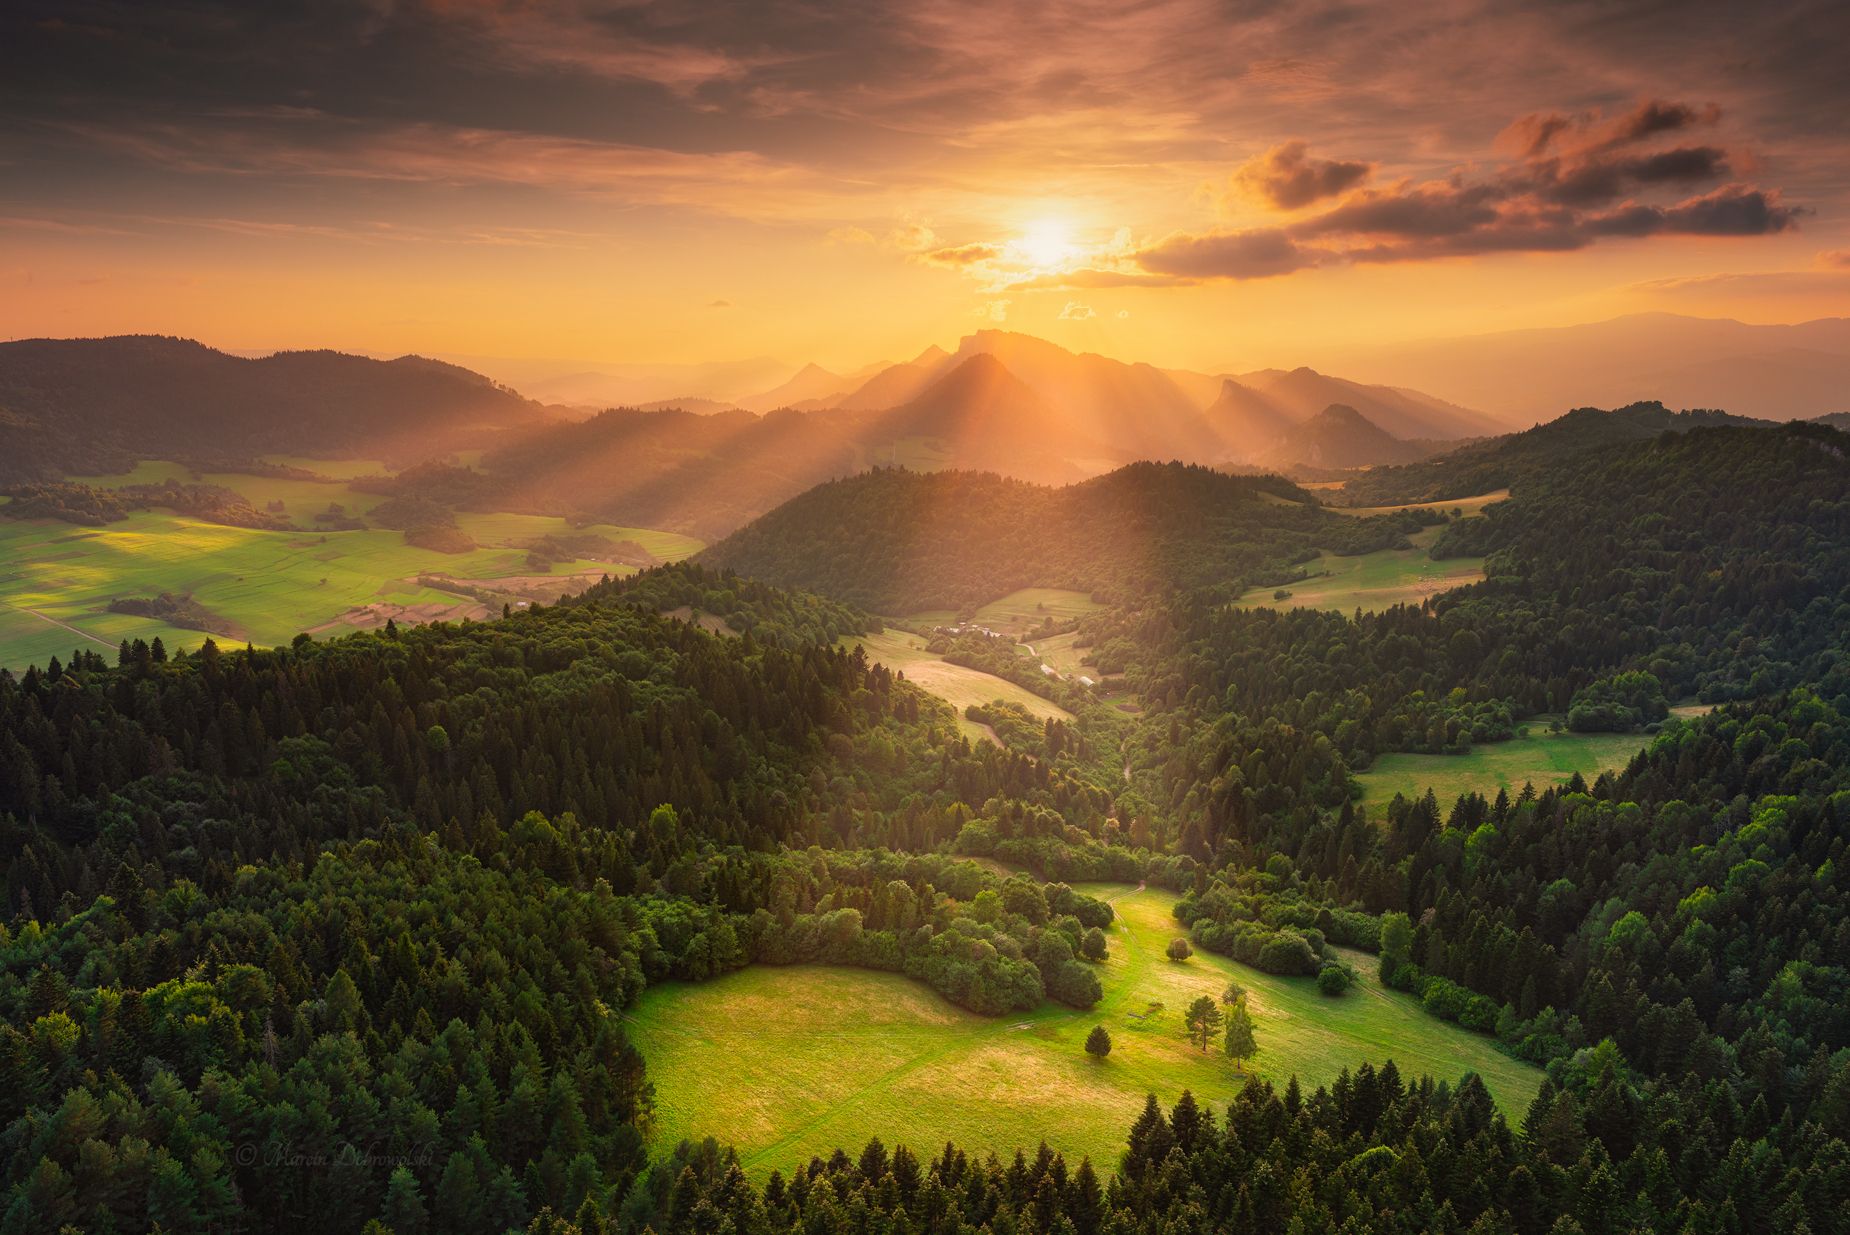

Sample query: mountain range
[1325,313,1850,423]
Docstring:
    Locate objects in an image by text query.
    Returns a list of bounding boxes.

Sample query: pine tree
[1223,997,1257,1064]
[1084,1026,1111,1058]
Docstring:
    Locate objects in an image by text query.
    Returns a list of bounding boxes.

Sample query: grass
[1327,490,1510,519]
[971,588,1104,634]
[1239,526,1485,615]
[0,459,702,670]
[840,629,1072,743]
[1353,708,1711,810]
[626,884,1541,1178]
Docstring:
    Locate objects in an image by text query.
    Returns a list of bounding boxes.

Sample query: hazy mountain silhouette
[0,335,552,478]
[1331,313,1850,422]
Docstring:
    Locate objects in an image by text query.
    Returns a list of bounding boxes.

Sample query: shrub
[1166,938,1192,961]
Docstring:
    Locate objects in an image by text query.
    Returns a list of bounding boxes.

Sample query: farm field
[0,458,702,669]
[1353,707,1711,810]
[627,884,1541,1178]
[971,587,1104,634]
[838,628,1072,743]
[1239,525,1485,614]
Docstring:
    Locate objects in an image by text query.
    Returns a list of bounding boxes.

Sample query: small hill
[831,355,953,410]
[1202,378,1295,458]
[1254,404,1438,472]
[1336,401,1771,507]
[740,362,850,412]
[0,335,550,478]
[700,461,1409,612]
[1231,366,1493,441]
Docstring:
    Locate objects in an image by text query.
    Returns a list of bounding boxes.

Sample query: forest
[1,417,1848,1232]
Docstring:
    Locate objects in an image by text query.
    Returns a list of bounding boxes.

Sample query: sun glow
[1015,219,1077,270]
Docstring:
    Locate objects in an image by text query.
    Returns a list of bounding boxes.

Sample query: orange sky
[3,1,1847,376]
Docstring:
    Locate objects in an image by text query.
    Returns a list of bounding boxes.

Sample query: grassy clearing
[0,459,702,670]
[839,629,1072,743]
[972,588,1104,634]
[1354,708,1711,810]
[627,884,1540,1178]
[1239,526,1484,615]
[1327,490,1510,519]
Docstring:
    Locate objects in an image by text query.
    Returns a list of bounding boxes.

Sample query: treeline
[618,1064,1848,1235]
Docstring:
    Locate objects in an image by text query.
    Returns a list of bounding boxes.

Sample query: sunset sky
[4,0,1848,376]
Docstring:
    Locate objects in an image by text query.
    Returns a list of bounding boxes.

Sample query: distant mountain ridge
[1328,313,1850,422]
[0,334,553,479]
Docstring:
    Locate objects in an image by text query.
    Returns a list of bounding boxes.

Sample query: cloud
[1141,100,1803,278]
[1115,309,1129,320]
[1500,98,1721,159]
[825,225,876,245]
[923,243,1001,267]
[707,299,733,308]
[1232,141,1372,209]
[1136,228,1321,280]
[975,299,1010,321]
[1821,249,1850,269]
[1057,301,1095,320]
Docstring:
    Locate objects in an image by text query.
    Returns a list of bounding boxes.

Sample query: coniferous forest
[0,414,1845,1232]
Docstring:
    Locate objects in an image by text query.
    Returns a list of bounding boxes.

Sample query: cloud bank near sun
[2,0,1847,365]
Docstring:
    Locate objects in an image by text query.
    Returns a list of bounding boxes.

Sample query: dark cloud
[1142,98,1801,278]
[1233,141,1372,209]
[1136,229,1318,280]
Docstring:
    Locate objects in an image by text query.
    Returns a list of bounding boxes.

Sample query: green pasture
[627,884,1541,1178]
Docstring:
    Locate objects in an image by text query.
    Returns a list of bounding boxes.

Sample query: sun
[1016,219,1077,270]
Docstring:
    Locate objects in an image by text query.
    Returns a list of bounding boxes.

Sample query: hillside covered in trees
[1,416,1849,1232]
[699,462,1418,612]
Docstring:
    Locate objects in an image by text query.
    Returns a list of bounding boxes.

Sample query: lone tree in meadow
[1166,938,1193,962]
[1220,980,1244,1005]
[1184,995,1223,1052]
[1223,996,1258,1065]
[1085,1025,1112,1058]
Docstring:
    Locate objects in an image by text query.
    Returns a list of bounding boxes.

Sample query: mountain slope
[1336,401,1770,506]
[700,461,1409,612]
[1232,366,1493,440]
[1253,404,1437,471]
[740,362,850,412]
[0,335,552,478]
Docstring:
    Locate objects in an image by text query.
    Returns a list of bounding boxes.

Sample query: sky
[3,0,1848,377]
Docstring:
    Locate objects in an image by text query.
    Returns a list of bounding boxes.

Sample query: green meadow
[1354,706,1712,811]
[0,459,702,669]
[1238,490,1505,615]
[839,628,1072,743]
[1240,530,1486,614]
[627,884,1540,1178]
